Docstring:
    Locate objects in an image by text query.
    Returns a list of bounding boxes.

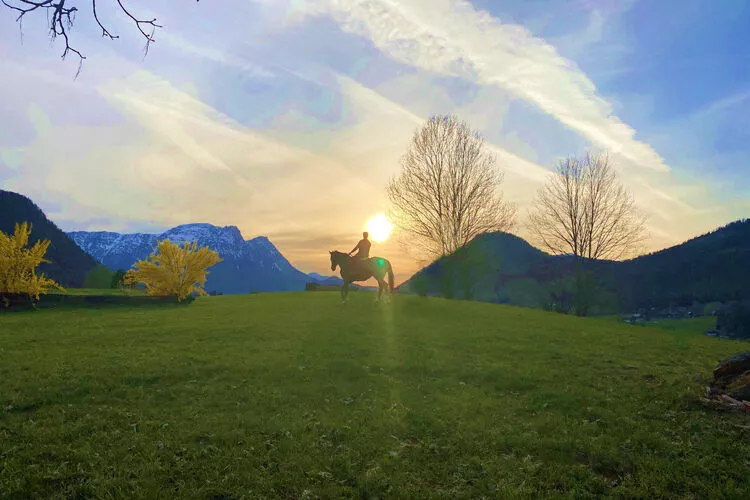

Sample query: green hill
[1,293,748,498]
[0,190,98,287]
[401,219,750,313]
[611,218,750,309]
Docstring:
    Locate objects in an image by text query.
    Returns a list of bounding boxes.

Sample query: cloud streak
[299,0,669,172]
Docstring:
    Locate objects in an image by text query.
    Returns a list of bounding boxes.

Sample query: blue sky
[1,0,748,280]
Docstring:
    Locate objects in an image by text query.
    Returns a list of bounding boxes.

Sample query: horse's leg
[342,281,350,304]
[375,278,386,302]
[371,274,383,302]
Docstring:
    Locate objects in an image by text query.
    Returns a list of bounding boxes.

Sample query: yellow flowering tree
[0,222,64,306]
[123,239,222,301]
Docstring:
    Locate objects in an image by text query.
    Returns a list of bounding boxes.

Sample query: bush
[123,239,222,301]
[111,269,127,289]
[0,222,64,306]
[84,264,115,289]
[716,302,750,338]
[704,301,724,316]
[540,277,574,314]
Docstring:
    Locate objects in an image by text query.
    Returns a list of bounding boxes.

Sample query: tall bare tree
[528,151,647,314]
[528,151,647,261]
[386,114,517,260]
[2,0,199,76]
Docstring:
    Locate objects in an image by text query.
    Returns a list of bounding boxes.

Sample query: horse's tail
[387,262,395,292]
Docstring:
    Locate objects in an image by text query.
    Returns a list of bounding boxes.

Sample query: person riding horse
[330,231,394,303]
[348,231,371,272]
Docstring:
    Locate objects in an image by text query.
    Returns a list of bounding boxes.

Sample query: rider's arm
[349,242,360,255]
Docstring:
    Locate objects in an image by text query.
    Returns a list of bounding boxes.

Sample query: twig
[0,1,199,76]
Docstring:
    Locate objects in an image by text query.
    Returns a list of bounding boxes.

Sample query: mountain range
[68,224,332,294]
[0,190,366,294]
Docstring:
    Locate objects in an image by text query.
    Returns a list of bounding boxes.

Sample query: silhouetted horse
[329,251,394,303]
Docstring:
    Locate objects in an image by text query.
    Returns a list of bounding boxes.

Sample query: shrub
[84,263,115,289]
[111,269,127,289]
[0,222,64,306]
[123,239,222,301]
[540,277,574,314]
[716,301,750,338]
[704,301,724,316]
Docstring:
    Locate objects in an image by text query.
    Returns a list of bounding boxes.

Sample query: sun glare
[366,213,393,243]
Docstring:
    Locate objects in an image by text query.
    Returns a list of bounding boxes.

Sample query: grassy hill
[1,293,749,498]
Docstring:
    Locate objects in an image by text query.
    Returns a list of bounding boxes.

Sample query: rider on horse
[330,231,394,303]
[348,231,371,271]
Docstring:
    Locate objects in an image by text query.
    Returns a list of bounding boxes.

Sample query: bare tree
[528,151,647,315]
[386,114,517,260]
[528,151,646,261]
[2,0,199,77]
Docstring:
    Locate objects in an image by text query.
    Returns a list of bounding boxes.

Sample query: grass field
[1,293,749,498]
[598,315,717,334]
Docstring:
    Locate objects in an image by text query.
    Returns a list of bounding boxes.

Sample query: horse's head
[329,250,337,271]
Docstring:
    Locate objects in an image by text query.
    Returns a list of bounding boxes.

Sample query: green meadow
[1,293,749,498]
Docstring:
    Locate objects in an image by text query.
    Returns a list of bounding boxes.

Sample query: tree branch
[2,1,200,77]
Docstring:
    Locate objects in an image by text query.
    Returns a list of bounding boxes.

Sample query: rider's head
[363,231,369,239]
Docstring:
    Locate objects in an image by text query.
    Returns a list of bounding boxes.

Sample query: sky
[1,0,749,284]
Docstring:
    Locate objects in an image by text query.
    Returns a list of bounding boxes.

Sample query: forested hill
[0,190,98,287]
[609,218,750,309]
[400,219,750,312]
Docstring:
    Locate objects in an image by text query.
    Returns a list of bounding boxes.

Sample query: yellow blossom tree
[0,222,64,306]
[123,239,222,301]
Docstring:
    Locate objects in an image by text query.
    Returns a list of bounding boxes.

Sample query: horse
[329,250,395,303]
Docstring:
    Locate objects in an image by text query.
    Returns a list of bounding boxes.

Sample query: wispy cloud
[299,0,669,172]
[159,31,276,79]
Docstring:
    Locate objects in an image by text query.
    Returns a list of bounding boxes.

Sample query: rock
[726,373,750,402]
[710,352,750,402]
[713,352,750,381]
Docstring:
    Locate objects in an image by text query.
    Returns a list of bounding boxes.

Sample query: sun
[366,213,393,243]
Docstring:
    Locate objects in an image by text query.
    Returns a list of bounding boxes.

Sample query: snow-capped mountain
[68,223,314,294]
